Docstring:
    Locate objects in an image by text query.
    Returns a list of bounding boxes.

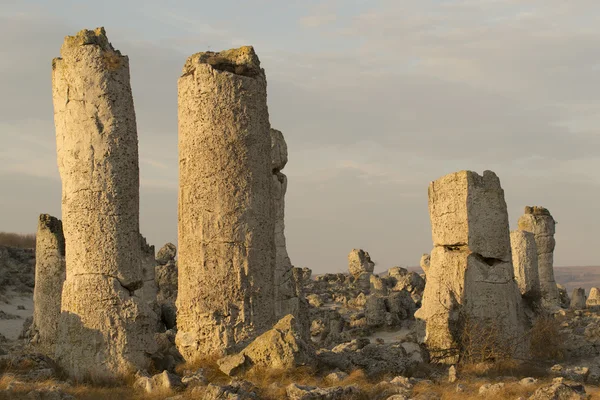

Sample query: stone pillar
[271,128,303,320]
[420,253,430,276]
[518,206,560,309]
[176,46,275,360]
[415,170,526,363]
[570,288,586,310]
[348,249,375,279]
[510,230,541,300]
[32,214,65,355]
[137,234,158,306]
[52,27,155,379]
[587,287,600,310]
[155,243,178,330]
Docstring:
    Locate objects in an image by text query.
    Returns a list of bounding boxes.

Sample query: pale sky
[1,0,599,273]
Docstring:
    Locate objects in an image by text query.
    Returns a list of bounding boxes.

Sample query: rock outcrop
[271,128,304,321]
[348,249,374,279]
[518,206,560,309]
[587,288,600,310]
[217,315,315,376]
[419,254,430,276]
[571,288,587,310]
[416,170,526,363]
[31,214,65,354]
[176,46,275,360]
[137,234,158,307]
[155,243,178,330]
[52,27,156,379]
[510,230,541,300]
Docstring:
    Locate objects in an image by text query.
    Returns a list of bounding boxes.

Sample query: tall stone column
[518,206,560,309]
[52,27,155,379]
[271,128,300,319]
[32,214,66,355]
[415,170,526,363]
[176,46,276,360]
[510,230,541,300]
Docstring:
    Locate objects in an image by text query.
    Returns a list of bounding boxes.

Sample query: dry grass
[529,315,566,361]
[0,232,35,249]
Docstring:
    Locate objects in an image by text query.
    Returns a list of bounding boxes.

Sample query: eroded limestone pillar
[176,46,275,360]
[510,230,541,300]
[415,170,526,363]
[32,214,65,355]
[587,287,600,309]
[52,27,155,379]
[271,128,302,319]
[570,288,586,309]
[518,206,560,309]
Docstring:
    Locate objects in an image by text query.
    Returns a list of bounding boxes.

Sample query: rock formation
[31,214,65,354]
[571,288,587,310]
[587,288,600,310]
[518,206,560,309]
[510,230,541,300]
[348,249,375,279]
[137,234,158,307]
[216,314,315,376]
[419,254,430,276]
[416,170,526,363]
[176,46,275,360]
[155,243,178,330]
[271,128,302,319]
[52,27,156,379]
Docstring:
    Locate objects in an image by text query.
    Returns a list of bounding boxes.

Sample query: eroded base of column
[56,274,157,381]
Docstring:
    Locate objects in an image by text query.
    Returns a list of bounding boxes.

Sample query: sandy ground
[0,290,33,340]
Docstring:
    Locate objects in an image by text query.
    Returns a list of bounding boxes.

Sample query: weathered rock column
[52,27,156,379]
[31,214,65,355]
[587,287,600,309]
[271,128,303,319]
[137,234,158,306]
[176,46,275,360]
[415,170,526,363]
[518,206,560,309]
[510,230,541,300]
[570,288,586,309]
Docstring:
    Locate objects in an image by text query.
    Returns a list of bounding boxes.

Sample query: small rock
[324,371,349,383]
[520,377,538,387]
[286,383,360,400]
[528,383,587,400]
[448,365,457,383]
[478,383,504,396]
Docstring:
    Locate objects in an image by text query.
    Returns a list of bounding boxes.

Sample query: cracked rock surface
[416,170,527,363]
[176,45,275,360]
[52,27,155,379]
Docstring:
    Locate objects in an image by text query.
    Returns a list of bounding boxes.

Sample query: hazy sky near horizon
[1,0,599,273]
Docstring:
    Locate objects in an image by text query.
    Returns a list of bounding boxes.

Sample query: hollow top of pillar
[62,27,118,53]
[182,46,262,77]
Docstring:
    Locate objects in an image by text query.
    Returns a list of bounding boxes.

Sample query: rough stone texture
[156,259,178,330]
[137,234,158,306]
[510,230,541,299]
[348,249,374,278]
[420,254,430,276]
[416,170,526,363]
[557,284,570,309]
[286,383,360,400]
[271,128,303,321]
[31,214,65,355]
[571,288,587,310]
[57,274,157,379]
[587,288,600,309]
[216,314,315,376]
[156,243,177,266]
[428,170,511,260]
[52,27,155,378]
[528,382,587,400]
[176,46,275,360]
[518,206,560,309]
